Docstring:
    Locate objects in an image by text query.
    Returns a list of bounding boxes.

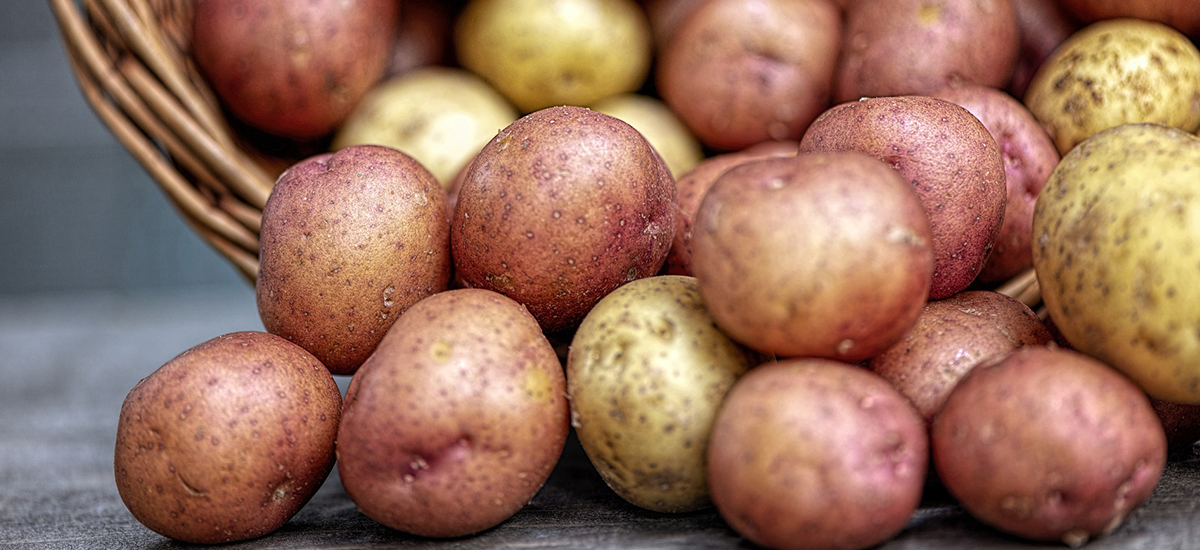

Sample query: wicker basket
[48,0,1042,309]
[51,0,270,283]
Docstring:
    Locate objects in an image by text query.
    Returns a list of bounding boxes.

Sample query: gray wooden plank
[1,290,1199,549]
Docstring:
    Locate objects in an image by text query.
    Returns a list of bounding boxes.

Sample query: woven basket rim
[50,0,272,283]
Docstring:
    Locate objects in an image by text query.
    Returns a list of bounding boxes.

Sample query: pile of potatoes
[113,0,1200,548]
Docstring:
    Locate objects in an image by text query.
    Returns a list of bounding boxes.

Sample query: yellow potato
[1024,18,1200,155]
[454,0,652,112]
[566,275,756,512]
[590,93,703,179]
[1032,123,1200,404]
[332,67,517,188]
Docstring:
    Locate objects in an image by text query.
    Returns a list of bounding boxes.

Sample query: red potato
[708,359,928,550]
[192,0,398,140]
[386,0,453,76]
[1057,0,1200,37]
[692,152,933,361]
[643,0,708,48]
[656,0,841,151]
[867,290,1053,421]
[114,332,342,544]
[798,96,1007,299]
[932,347,1167,547]
[257,145,451,375]
[336,289,569,537]
[835,0,1020,103]
[451,106,676,334]
[1007,0,1080,97]
[930,82,1059,283]
[665,140,799,276]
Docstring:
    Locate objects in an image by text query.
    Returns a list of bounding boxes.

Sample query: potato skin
[692,152,933,360]
[835,0,1019,103]
[656,0,841,151]
[114,332,341,544]
[590,93,704,180]
[708,359,928,550]
[665,140,799,276]
[867,290,1052,421]
[1008,0,1079,98]
[454,0,651,112]
[799,96,1007,299]
[386,0,452,77]
[257,145,451,375]
[192,0,397,139]
[931,346,1166,546]
[567,275,756,513]
[332,67,518,188]
[930,83,1059,283]
[1023,19,1200,155]
[336,289,569,537]
[1057,0,1200,37]
[643,0,707,47]
[452,106,676,334]
[1032,123,1200,404]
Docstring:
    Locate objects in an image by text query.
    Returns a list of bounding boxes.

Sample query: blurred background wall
[1,1,246,295]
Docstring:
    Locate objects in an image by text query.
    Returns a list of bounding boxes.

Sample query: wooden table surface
[2,287,1198,549]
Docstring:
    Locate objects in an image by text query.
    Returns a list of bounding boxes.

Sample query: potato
[1057,0,1200,37]
[566,275,756,513]
[386,0,452,76]
[454,0,651,112]
[867,290,1053,421]
[114,332,341,544]
[257,145,451,375]
[656,0,841,151]
[1023,19,1200,155]
[665,140,799,276]
[692,152,933,360]
[708,359,928,550]
[336,288,569,537]
[1032,123,1200,403]
[643,0,707,47]
[590,93,704,179]
[799,96,1007,299]
[931,346,1167,547]
[930,82,1060,283]
[192,0,398,140]
[835,0,1019,103]
[332,67,519,188]
[1007,0,1079,97]
[451,106,676,334]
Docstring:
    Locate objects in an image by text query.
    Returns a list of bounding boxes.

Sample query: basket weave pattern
[51,0,271,283]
